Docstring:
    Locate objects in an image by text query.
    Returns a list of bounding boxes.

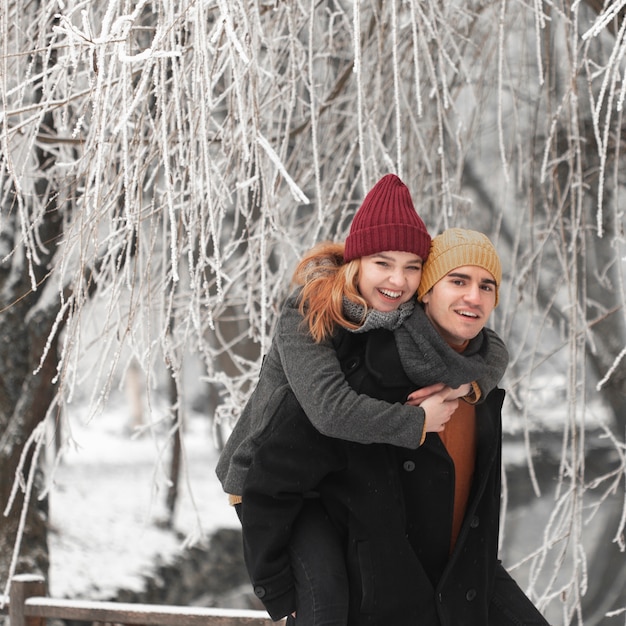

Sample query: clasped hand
[405,382,471,432]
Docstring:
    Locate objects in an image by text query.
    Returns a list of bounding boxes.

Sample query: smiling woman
[291,174,433,343]
[357,251,423,313]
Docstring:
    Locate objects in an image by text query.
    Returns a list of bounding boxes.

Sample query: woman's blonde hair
[292,242,368,342]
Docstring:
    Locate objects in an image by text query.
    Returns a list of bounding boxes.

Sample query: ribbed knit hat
[418,228,502,305]
[343,174,431,262]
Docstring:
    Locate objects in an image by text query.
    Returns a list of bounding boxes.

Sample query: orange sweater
[438,341,477,552]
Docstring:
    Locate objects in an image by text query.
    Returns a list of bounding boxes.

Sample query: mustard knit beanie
[344,174,431,262]
[417,228,502,306]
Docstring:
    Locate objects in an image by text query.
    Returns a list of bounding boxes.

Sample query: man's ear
[421,289,431,304]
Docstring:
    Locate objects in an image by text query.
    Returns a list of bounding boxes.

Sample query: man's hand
[406,382,471,406]
[443,383,472,400]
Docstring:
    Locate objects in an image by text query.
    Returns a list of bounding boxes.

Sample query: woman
[216,175,508,624]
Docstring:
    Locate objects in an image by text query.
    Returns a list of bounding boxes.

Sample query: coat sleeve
[474,328,509,401]
[241,398,344,621]
[489,562,550,625]
[274,296,426,448]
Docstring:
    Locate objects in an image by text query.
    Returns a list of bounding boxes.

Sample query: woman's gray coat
[215,292,508,497]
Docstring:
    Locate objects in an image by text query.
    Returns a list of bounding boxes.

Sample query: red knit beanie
[343,174,431,262]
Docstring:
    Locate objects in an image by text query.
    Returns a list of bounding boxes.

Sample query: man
[397,228,550,625]
[240,229,549,625]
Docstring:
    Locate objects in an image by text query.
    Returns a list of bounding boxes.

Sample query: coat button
[466,588,477,601]
[403,460,416,472]
[345,357,360,371]
[254,585,266,598]
[470,515,480,528]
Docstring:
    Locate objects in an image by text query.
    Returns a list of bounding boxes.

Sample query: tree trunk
[0,215,63,588]
[0,4,63,583]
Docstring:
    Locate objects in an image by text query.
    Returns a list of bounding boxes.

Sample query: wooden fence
[1,575,285,626]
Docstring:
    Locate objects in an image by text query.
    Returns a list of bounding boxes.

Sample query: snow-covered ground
[47,396,238,599]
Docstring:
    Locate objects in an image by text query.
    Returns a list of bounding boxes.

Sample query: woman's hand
[420,390,459,432]
[406,383,472,432]
[405,382,446,405]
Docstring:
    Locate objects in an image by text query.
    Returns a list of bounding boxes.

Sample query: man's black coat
[241,328,549,625]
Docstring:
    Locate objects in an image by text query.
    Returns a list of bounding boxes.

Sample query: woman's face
[357,251,423,312]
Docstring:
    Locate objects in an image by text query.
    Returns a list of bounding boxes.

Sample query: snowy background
[3,1,625,622]
[47,395,238,600]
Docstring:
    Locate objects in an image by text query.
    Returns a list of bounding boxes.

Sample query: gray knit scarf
[342,297,415,333]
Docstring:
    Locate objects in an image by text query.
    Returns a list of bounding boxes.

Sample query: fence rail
[2,575,283,626]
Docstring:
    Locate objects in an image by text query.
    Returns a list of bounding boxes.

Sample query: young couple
[216,174,549,625]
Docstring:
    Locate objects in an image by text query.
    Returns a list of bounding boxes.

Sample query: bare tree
[1,1,625,623]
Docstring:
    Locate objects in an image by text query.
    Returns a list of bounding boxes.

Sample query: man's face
[421,265,497,345]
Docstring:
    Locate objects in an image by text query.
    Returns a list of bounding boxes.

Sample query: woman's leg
[288,498,349,626]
